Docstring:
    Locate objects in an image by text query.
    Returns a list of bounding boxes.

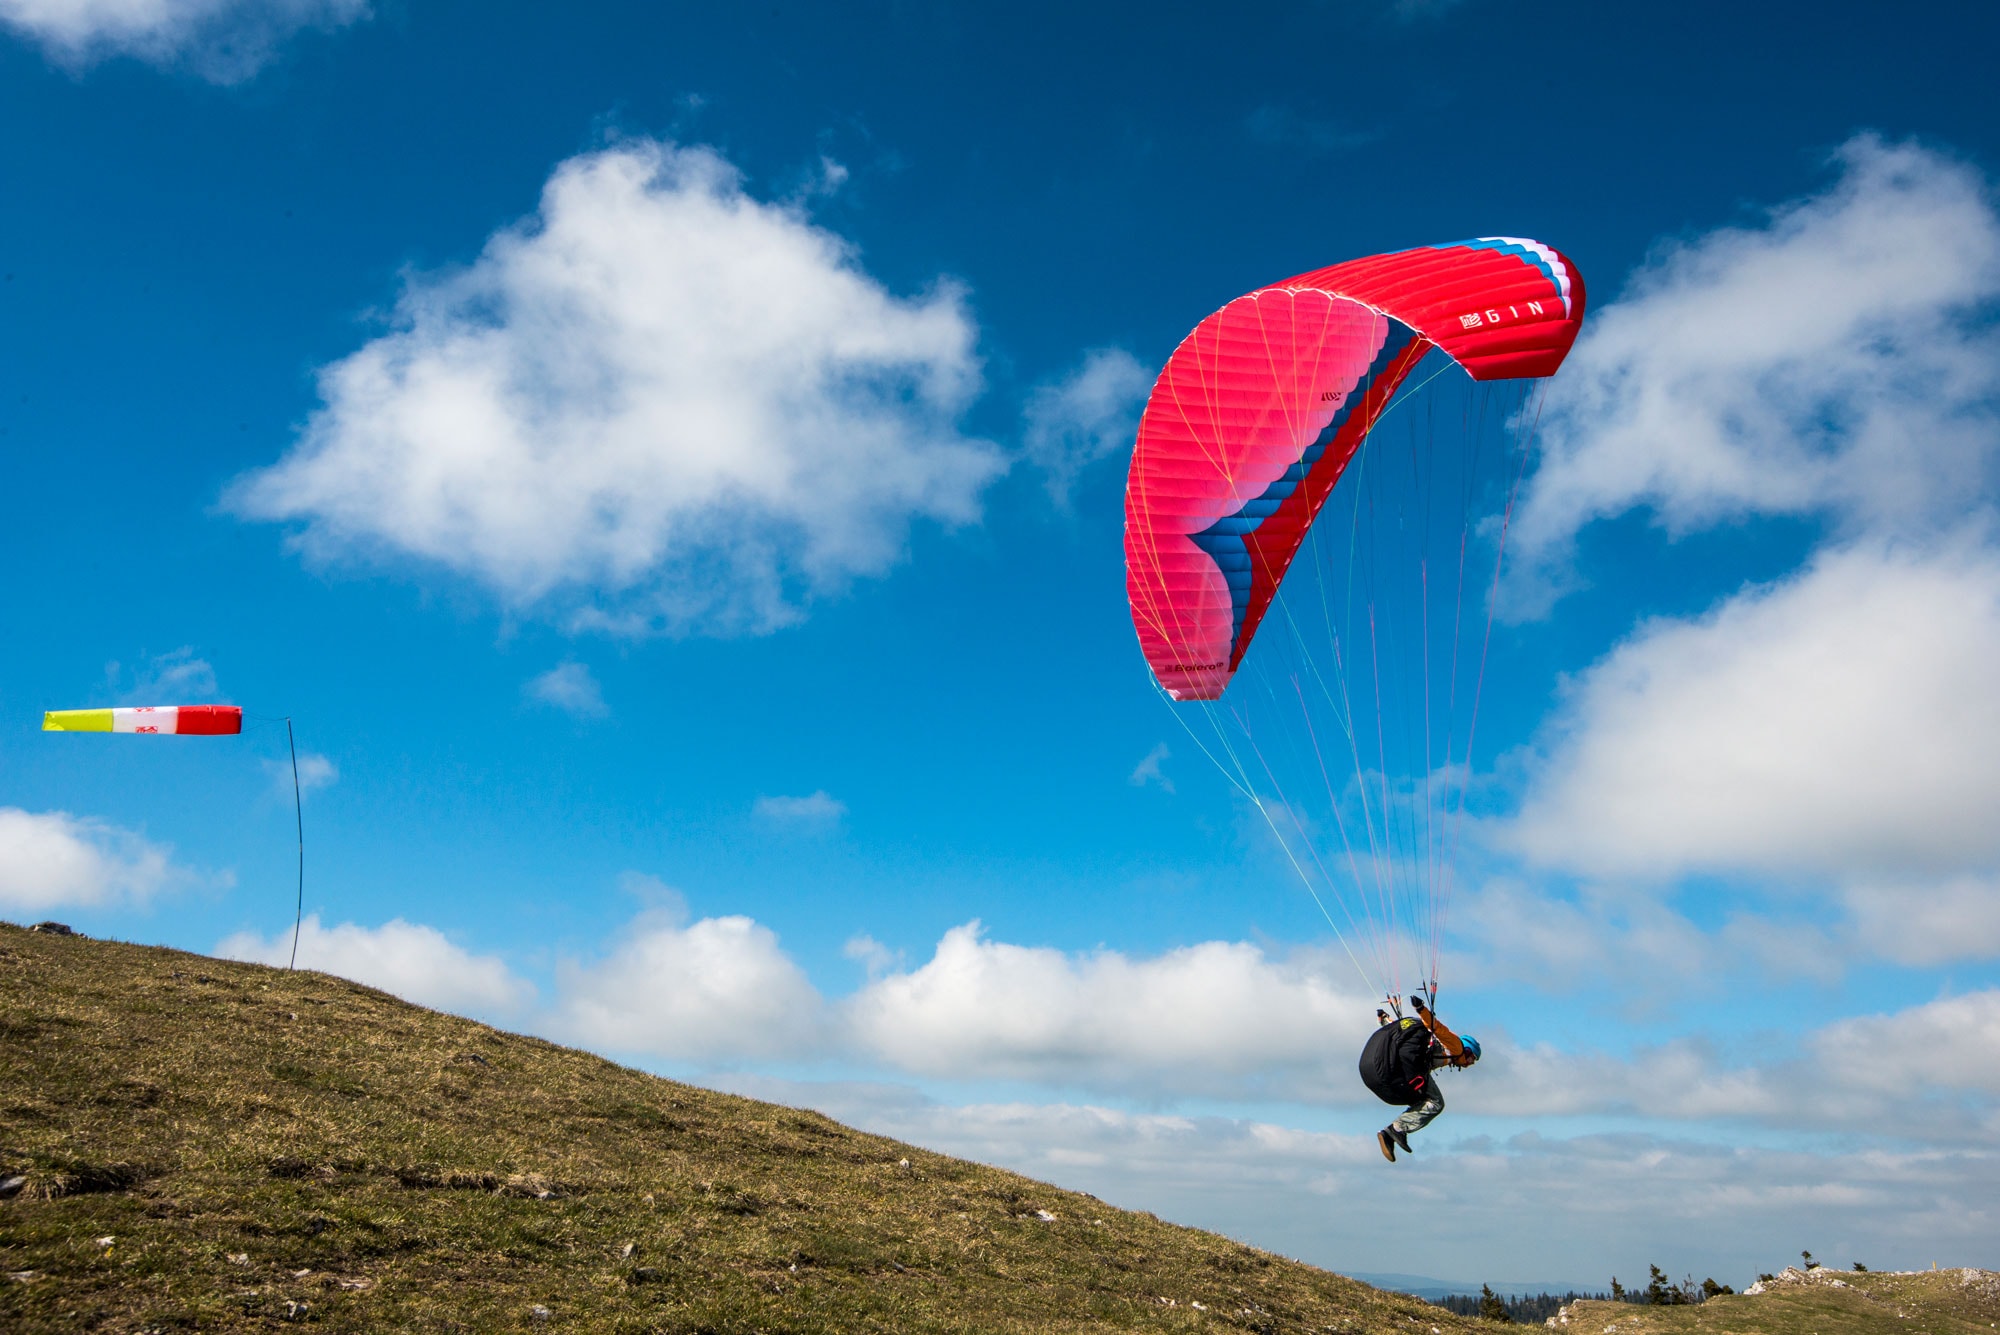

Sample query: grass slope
[0,922,1474,1333]
[1546,1268,2000,1335]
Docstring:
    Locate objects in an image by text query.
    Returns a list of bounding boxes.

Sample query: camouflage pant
[1392,1079,1444,1136]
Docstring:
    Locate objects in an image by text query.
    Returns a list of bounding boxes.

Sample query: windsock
[42,705,243,735]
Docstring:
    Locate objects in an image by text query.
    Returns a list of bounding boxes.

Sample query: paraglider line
[1234,688,1375,962]
[1160,683,1379,996]
[1438,385,1547,960]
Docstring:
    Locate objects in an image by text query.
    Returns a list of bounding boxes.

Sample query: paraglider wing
[43,705,243,735]
[1124,238,1586,700]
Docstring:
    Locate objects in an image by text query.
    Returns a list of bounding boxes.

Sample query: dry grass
[1546,1267,2000,1335]
[0,921,1479,1333]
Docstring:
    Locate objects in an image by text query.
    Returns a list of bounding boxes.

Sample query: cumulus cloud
[550,908,825,1062]
[1507,539,2000,884]
[215,914,533,1014]
[839,928,2000,1134]
[229,139,1004,635]
[543,910,1373,1096]
[1458,987,2000,1142]
[0,0,368,82]
[524,661,608,718]
[1511,135,2000,611]
[182,899,2000,1148]
[1020,346,1151,505]
[0,807,185,913]
[752,790,846,828]
[843,921,1371,1098]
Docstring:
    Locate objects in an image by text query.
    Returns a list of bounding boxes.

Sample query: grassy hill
[0,920,1481,1333]
[1543,1266,2000,1335]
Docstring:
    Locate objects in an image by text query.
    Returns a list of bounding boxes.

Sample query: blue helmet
[1459,1035,1482,1062]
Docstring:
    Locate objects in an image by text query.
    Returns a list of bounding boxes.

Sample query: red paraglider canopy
[1124,238,1586,701]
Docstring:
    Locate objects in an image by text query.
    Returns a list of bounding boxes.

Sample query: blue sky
[6,0,2000,1290]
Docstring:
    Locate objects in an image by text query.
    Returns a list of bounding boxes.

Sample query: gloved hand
[1410,993,1430,1011]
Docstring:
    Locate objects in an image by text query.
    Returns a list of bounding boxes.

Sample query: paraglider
[1359,994,1481,1161]
[1123,238,1586,1118]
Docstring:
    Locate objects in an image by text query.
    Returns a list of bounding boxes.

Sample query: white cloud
[1021,346,1151,505]
[1810,990,2000,1100]
[1842,874,2000,966]
[184,899,2000,1147]
[1507,539,2000,884]
[0,0,368,82]
[0,807,184,913]
[1510,136,2000,611]
[752,790,846,828]
[1445,876,1849,996]
[1448,987,2000,1141]
[524,661,607,718]
[615,869,687,912]
[1448,879,1717,990]
[1128,741,1173,793]
[105,645,219,703]
[294,751,337,791]
[842,932,899,977]
[266,751,338,796]
[551,908,824,1062]
[843,921,1371,1097]
[215,913,532,1014]
[228,139,1004,635]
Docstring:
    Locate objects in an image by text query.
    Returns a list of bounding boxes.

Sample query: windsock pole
[287,718,304,972]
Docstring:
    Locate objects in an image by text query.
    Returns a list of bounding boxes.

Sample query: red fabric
[174,705,243,735]
[1231,334,1431,675]
[1283,242,1586,380]
[1126,291,1395,700]
[1125,240,1586,700]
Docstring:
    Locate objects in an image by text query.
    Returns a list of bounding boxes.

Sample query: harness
[1358,1016,1437,1107]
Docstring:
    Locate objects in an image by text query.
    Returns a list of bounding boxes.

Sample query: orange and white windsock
[42,705,243,735]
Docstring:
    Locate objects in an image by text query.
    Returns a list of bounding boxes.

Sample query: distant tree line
[1438,1250,1882,1323]
[1439,1266,1737,1322]
[1432,1287,1609,1323]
